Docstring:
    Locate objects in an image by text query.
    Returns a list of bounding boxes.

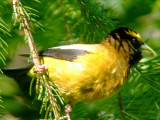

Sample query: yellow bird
[27,27,156,105]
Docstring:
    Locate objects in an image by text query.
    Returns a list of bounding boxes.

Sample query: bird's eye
[132,37,138,42]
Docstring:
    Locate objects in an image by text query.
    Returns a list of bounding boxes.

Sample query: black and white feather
[40,45,90,61]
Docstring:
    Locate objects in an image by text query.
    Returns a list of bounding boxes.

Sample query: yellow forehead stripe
[125,30,142,41]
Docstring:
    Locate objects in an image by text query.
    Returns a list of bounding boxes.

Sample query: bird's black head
[109,27,144,66]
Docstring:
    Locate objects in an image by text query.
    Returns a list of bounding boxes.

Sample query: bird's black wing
[39,48,90,61]
[4,47,90,70]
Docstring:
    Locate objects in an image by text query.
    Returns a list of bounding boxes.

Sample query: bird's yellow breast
[29,44,129,104]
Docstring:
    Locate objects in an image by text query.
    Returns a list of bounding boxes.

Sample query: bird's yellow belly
[29,46,129,104]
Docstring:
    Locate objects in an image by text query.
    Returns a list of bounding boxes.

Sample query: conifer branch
[118,92,125,119]
[0,15,10,119]
[0,17,10,72]
[78,0,116,34]
[13,0,40,67]
[12,0,66,119]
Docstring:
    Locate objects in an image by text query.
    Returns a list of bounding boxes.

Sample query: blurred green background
[0,0,160,119]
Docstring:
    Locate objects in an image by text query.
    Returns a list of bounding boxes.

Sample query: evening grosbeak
[4,27,156,106]
[27,27,156,105]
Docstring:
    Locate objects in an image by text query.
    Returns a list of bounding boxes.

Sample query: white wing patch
[50,44,99,52]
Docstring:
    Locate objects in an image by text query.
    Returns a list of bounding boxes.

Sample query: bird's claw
[33,64,48,74]
[65,104,72,120]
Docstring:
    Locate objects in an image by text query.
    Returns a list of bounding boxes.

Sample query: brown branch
[19,1,40,67]
[13,0,40,67]
[13,0,18,18]
[118,92,125,119]
[12,0,65,119]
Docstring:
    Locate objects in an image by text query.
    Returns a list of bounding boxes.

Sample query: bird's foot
[33,64,48,74]
[65,104,72,120]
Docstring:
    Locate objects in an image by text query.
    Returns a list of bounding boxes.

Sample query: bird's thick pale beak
[141,43,157,56]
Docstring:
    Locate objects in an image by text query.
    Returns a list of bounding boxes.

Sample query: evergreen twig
[12,0,66,119]
[118,92,125,119]
[78,0,116,34]
[0,17,10,70]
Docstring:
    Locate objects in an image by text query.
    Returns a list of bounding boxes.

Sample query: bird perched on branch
[4,27,156,108]
[26,27,156,105]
